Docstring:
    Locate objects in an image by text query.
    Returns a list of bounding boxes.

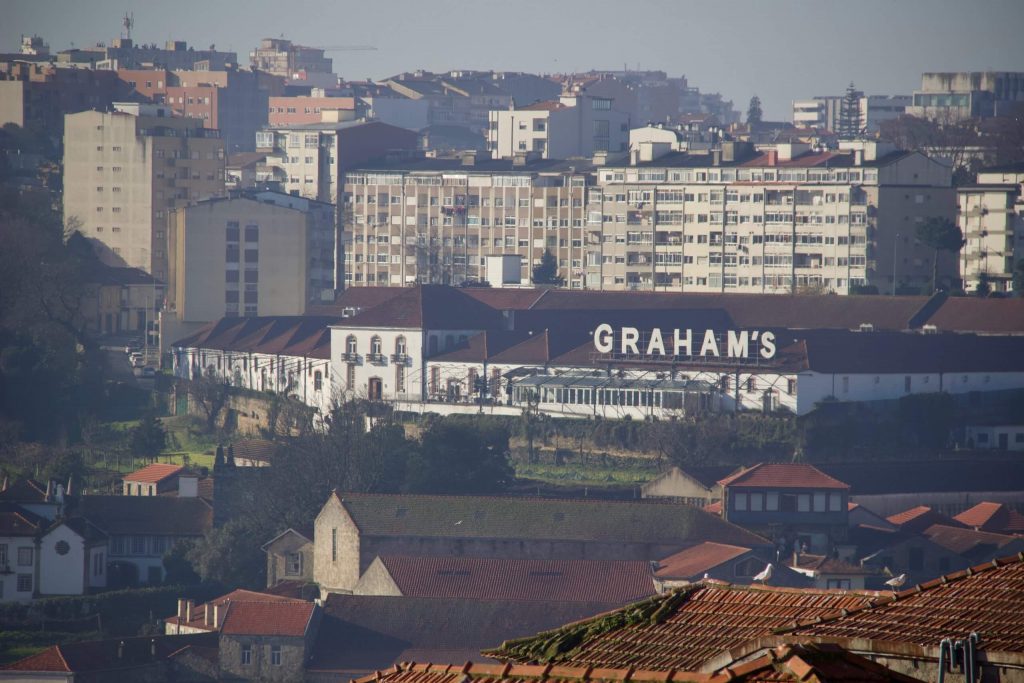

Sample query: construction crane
[310,45,378,52]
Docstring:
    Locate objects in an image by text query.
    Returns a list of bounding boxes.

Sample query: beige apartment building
[343,155,591,286]
[63,103,225,281]
[342,141,954,293]
[488,93,630,160]
[958,163,1024,294]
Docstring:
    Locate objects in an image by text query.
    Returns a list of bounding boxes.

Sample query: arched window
[371,336,382,356]
[346,335,357,355]
[395,336,407,356]
[314,370,323,391]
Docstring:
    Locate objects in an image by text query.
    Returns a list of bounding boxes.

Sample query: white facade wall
[964,425,1024,451]
[959,174,1023,294]
[0,537,37,602]
[38,525,106,596]
[174,346,335,419]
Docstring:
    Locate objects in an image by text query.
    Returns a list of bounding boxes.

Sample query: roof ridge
[774,551,1024,635]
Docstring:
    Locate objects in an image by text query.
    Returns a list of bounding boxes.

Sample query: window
[813,492,826,512]
[733,493,748,511]
[749,492,764,512]
[797,494,811,512]
[110,536,125,555]
[396,364,406,393]
[904,376,912,392]
[286,552,302,576]
[395,336,407,356]
[346,335,357,356]
[17,574,31,592]
[271,645,282,666]
[370,336,382,356]
[314,371,323,392]
[131,536,146,555]
[93,552,104,576]
[765,492,779,511]
[828,492,842,512]
[17,547,32,566]
[331,528,337,562]
[826,579,851,590]
[241,645,252,665]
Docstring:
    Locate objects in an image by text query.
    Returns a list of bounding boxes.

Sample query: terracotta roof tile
[220,600,317,637]
[488,583,877,670]
[921,523,1024,559]
[885,506,964,534]
[954,501,1024,533]
[1,634,217,673]
[376,556,655,604]
[782,554,1024,654]
[123,463,183,484]
[717,464,849,490]
[333,492,768,548]
[164,588,305,631]
[654,543,753,579]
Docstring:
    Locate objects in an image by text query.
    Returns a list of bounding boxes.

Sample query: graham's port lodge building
[172,285,1024,420]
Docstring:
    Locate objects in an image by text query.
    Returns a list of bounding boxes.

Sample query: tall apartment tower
[63,103,225,281]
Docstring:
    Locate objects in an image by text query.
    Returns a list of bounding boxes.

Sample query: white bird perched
[454,520,462,526]
[703,572,710,580]
[752,563,773,583]
[884,573,906,590]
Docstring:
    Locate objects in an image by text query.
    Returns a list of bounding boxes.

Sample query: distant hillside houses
[172,285,1024,422]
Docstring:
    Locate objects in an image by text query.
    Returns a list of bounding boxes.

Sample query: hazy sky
[6,0,1024,120]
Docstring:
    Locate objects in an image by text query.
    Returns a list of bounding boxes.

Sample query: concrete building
[958,162,1024,294]
[167,192,335,325]
[256,117,418,206]
[56,37,237,71]
[268,95,358,126]
[343,156,591,287]
[908,71,1024,121]
[250,38,333,79]
[488,93,630,160]
[63,103,225,281]
[792,94,910,134]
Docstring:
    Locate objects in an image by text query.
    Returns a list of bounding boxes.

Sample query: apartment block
[167,192,334,326]
[249,38,333,78]
[56,38,236,71]
[63,103,225,281]
[792,95,910,134]
[256,117,418,205]
[908,72,1024,121]
[488,93,630,160]
[590,141,954,294]
[343,155,592,286]
[343,141,954,294]
[958,163,1024,294]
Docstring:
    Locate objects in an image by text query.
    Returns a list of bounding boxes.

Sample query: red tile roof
[1,634,217,673]
[789,553,877,576]
[954,501,1024,533]
[335,285,502,331]
[782,554,1024,654]
[376,556,655,604]
[717,464,849,490]
[220,600,317,637]
[488,582,878,670]
[124,463,183,484]
[164,588,304,631]
[921,523,1024,558]
[885,506,963,534]
[353,643,922,683]
[654,543,753,579]
[172,315,338,359]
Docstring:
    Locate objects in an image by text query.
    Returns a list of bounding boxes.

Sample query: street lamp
[892,231,900,296]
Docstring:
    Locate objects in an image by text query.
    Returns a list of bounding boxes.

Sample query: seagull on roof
[884,573,906,590]
[752,563,773,584]
[703,572,710,580]
[454,520,462,525]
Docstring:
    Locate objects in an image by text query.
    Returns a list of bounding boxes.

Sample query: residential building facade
[63,103,226,281]
[791,94,910,134]
[908,71,1024,121]
[487,93,630,160]
[250,38,333,79]
[958,163,1023,294]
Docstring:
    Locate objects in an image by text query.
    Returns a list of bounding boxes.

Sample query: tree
[163,540,201,585]
[130,413,166,460]
[975,272,992,298]
[532,248,563,286]
[187,518,265,589]
[1013,259,1024,296]
[404,420,514,494]
[186,369,231,432]
[915,217,965,293]
[838,82,863,139]
[746,96,763,125]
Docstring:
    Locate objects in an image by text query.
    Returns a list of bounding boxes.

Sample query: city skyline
[6,0,1024,121]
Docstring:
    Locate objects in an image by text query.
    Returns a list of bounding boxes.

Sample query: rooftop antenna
[122,11,134,40]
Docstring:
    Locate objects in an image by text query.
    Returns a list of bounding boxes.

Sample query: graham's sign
[593,324,777,360]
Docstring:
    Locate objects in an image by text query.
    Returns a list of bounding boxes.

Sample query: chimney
[177,599,186,620]
[45,479,53,502]
[118,641,125,660]
[150,639,157,657]
[853,148,864,166]
[765,149,778,167]
[711,149,722,166]
[1,476,7,492]
[204,603,212,627]
[185,599,194,623]
[66,475,73,497]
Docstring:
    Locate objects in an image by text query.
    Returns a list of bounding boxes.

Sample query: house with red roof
[954,501,1024,534]
[716,463,850,555]
[122,463,185,497]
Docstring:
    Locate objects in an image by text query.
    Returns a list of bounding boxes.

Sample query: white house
[38,519,108,597]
